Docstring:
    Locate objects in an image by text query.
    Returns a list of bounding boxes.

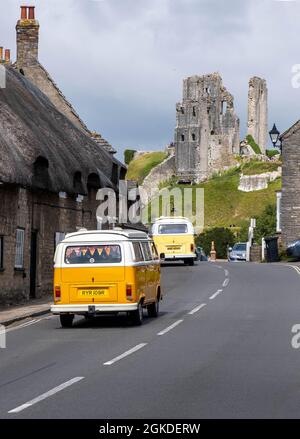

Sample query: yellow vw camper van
[151,216,196,265]
[51,229,161,327]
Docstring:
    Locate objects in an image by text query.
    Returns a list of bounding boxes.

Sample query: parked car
[195,246,208,261]
[286,239,300,259]
[228,243,247,262]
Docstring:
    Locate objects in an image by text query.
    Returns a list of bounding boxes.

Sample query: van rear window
[158,224,188,234]
[65,245,121,264]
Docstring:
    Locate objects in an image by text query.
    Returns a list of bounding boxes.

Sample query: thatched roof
[0,66,125,195]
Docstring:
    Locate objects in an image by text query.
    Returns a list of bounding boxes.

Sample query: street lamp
[269,123,282,152]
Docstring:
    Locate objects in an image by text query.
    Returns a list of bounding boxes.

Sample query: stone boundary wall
[238,168,281,192]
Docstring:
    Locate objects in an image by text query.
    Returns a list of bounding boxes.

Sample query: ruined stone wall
[175,73,240,183]
[247,77,268,154]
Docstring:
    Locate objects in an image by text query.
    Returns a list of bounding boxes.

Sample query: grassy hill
[158,159,282,230]
[126,151,167,184]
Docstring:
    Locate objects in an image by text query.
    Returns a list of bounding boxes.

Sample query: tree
[196,227,235,259]
[254,204,276,243]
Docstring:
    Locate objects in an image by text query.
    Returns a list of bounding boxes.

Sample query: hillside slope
[126,151,167,184]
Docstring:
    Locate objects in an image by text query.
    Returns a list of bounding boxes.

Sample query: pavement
[0,295,52,326]
[1,261,300,418]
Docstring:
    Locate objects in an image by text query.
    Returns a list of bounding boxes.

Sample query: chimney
[0,47,3,63]
[4,49,10,64]
[16,5,40,69]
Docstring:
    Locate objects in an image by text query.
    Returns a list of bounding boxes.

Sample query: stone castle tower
[247,77,268,154]
[175,73,240,183]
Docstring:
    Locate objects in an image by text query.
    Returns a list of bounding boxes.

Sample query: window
[181,107,184,114]
[192,107,196,117]
[158,224,188,234]
[65,245,122,264]
[0,236,3,270]
[141,242,153,261]
[150,242,159,260]
[15,228,25,269]
[192,133,196,141]
[132,242,144,262]
[181,134,185,142]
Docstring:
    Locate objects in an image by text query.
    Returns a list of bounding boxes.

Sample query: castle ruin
[247,76,268,154]
[175,73,240,183]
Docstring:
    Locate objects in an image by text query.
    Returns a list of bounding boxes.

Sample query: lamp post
[269,123,282,152]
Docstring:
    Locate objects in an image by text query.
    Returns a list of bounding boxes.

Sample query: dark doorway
[30,230,38,298]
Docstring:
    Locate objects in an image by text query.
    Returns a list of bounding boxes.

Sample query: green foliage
[266,149,280,159]
[254,204,277,243]
[126,151,167,184]
[240,159,281,176]
[196,227,235,259]
[124,149,137,165]
[246,134,262,155]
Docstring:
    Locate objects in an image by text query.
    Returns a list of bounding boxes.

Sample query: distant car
[286,239,300,259]
[228,243,247,262]
[195,246,208,261]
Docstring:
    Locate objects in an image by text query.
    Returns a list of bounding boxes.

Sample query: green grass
[246,134,262,155]
[126,151,167,184]
[153,163,282,229]
[240,160,281,176]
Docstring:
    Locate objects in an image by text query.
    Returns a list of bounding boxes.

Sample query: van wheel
[189,259,194,266]
[131,302,143,326]
[60,314,74,328]
[147,299,159,318]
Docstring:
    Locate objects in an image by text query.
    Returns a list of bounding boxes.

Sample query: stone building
[175,73,240,183]
[279,121,300,247]
[247,76,268,154]
[0,7,126,304]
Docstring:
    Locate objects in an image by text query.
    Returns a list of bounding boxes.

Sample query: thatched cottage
[0,6,126,304]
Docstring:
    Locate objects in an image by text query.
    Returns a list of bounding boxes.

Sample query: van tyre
[60,314,74,328]
[131,302,143,326]
[189,259,194,266]
[148,299,159,318]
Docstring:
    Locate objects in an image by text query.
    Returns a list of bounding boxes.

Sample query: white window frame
[15,228,25,269]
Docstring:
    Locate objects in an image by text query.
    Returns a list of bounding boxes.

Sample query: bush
[266,149,280,159]
[124,149,136,165]
[196,227,235,259]
[254,204,276,243]
[246,134,262,155]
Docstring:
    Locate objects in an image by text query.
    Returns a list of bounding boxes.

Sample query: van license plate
[78,289,108,298]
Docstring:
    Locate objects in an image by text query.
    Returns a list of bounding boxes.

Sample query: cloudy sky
[1,0,300,159]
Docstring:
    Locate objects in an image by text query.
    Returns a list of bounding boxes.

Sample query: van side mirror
[160,253,165,261]
[228,247,232,252]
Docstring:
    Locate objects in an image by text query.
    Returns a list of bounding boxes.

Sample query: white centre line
[103,343,148,366]
[209,289,223,300]
[157,319,184,336]
[188,303,206,315]
[224,269,229,276]
[8,377,84,414]
[223,278,229,287]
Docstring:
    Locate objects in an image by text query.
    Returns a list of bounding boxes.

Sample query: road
[1,261,300,419]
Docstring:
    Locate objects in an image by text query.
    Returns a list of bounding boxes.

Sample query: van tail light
[126,284,133,301]
[55,286,61,300]
[191,244,195,252]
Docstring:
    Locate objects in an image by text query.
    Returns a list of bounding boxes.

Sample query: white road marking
[157,320,184,336]
[103,343,148,366]
[8,377,84,413]
[188,303,206,315]
[223,278,229,287]
[224,269,229,276]
[288,265,300,276]
[209,289,223,300]
[5,319,43,334]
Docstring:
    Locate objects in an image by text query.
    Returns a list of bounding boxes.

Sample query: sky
[1,0,300,160]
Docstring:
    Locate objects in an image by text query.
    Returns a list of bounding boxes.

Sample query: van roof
[153,216,192,224]
[62,229,149,243]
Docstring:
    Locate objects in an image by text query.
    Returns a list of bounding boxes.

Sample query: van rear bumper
[51,303,138,314]
[165,254,195,260]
